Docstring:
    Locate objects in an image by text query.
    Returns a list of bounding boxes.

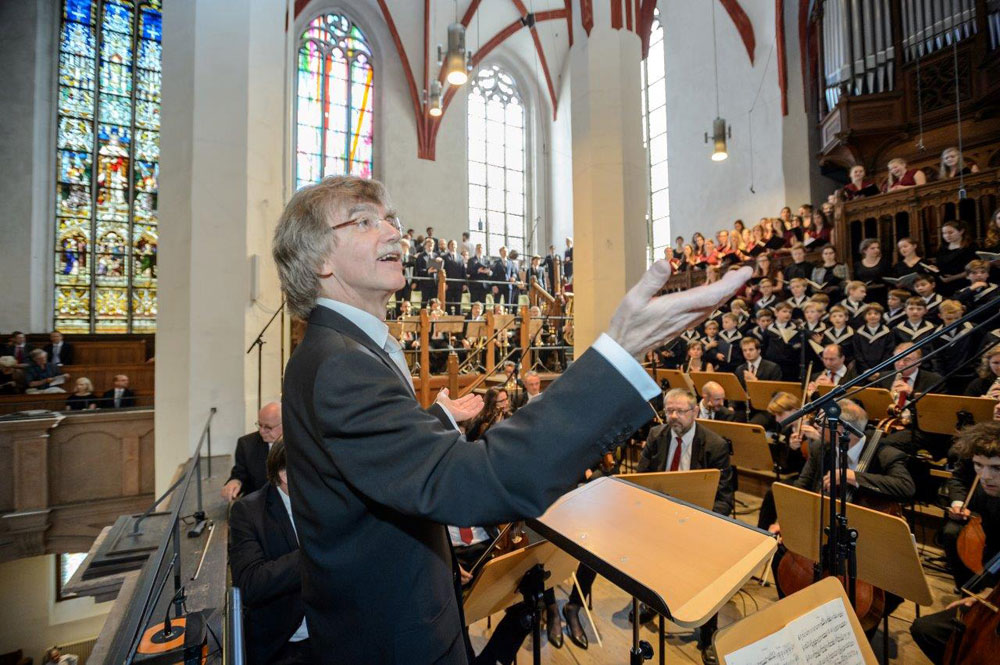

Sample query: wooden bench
[0,389,154,415]
[57,363,155,393]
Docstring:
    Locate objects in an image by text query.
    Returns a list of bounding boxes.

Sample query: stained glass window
[641,8,670,265]
[55,0,161,333]
[295,13,373,190]
[467,65,526,256]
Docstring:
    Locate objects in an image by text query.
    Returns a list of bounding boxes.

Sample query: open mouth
[377,252,401,263]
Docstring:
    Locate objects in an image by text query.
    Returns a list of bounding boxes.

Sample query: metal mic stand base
[517,563,548,665]
[630,597,654,665]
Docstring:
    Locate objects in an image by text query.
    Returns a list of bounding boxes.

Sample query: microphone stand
[247,302,284,415]
[777,294,1000,611]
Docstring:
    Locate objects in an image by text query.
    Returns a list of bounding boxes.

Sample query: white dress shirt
[663,424,697,471]
[447,525,491,547]
[277,486,310,642]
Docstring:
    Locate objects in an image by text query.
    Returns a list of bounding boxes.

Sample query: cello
[943,549,1000,664]
[776,428,898,632]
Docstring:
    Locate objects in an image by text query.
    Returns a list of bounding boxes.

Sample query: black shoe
[561,603,588,649]
[628,602,656,625]
[546,603,563,648]
[701,644,719,665]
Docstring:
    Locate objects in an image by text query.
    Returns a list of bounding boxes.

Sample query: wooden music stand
[746,380,803,411]
[654,368,694,392]
[400,315,421,333]
[689,371,747,403]
[617,469,722,512]
[697,419,775,473]
[915,393,995,434]
[465,320,487,339]
[815,384,892,420]
[494,313,516,332]
[386,321,402,339]
[714,577,877,665]
[432,315,466,335]
[463,541,577,625]
[772,483,933,606]
[528,319,544,341]
[529,477,777,627]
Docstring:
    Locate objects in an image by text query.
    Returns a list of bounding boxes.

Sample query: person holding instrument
[911,421,1000,664]
[272,175,751,664]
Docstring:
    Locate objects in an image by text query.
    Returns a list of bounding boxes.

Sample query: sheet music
[724,598,864,665]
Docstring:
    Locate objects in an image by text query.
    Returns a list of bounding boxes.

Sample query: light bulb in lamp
[443,23,469,85]
[707,117,729,161]
[428,80,443,117]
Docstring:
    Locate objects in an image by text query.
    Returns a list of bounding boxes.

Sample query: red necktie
[669,436,683,471]
[459,527,474,544]
[826,370,833,381]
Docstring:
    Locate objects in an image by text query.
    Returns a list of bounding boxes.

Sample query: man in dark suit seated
[100,374,135,408]
[804,344,858,398]
[44,331,74,367]
[221,401,282,501]
[271,175,750,664]
[563,389,734,662]
[875,342,948,458]
[734,336,782,390]
[697,381,735,421]
[228,440,310,665]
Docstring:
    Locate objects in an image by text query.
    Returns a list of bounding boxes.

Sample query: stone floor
[468,491,958,664]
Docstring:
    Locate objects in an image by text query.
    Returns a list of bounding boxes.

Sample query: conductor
[272,175,751,664]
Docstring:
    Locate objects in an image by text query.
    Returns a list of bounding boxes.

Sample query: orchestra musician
[875,342,948,458]
[911,421,1000,665]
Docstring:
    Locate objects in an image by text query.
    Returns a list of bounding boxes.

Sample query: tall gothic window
[55,0,162,333]
[467,65,526,256]
[641,8,670,265]
[295,13,374,190]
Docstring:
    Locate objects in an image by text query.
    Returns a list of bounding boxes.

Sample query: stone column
[569,8,649,352]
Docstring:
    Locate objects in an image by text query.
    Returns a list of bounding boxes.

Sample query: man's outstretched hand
[435,388,484,422]
[608,260,752,358]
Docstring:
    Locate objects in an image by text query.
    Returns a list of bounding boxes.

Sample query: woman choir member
[935,220,978,295]
[812,246,848,298]
[893,237,930,278]
[683,340,715,373]
[842,164,879,200]
[883,157,927,192]
[803,209,832,249]
[853,239,891,302]
[939,146,978,179]
[966,344,1000,399]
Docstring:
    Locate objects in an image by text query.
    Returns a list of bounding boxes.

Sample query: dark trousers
[940,517,975,588]
[471,603,532,665]
[270,639,312,665]
[910,608,962,665]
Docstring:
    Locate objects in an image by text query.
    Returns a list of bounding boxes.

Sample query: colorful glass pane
[295,13,373,188]
[55,0,161,333]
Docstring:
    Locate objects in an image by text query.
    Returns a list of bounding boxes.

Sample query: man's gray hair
[664,387,697,405]
[272,176,392,318]
[837,398,869,434]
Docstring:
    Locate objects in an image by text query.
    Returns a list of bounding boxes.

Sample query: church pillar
[157,0,285,492]
[569,8,648,352]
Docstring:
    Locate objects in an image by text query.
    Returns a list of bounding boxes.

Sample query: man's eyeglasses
[664,407,695,415]
[330,214,403,235]
[256,422,281,432]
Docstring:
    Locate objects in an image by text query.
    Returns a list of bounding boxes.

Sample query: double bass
[776,428,898,632]
[943,549,1000,664]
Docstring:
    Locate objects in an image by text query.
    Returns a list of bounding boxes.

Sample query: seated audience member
[100,374,135,408]
[853,238,891,303]
[0,356,22,395]
[956,259,998,320]
[894,297,935,345]
[2,331,29,365]
[228,440,311,665]
[65,377,98,411]
[884,289,909,328]
[852,303,894,375]
[44,331,73,367]
[221,402,283,501]
[882,156,927,192]
[764,303,802,381]
[822,305,854,358]
[913,273,943,323]
[966,344,1000,398]
[683,340,715,373]
[931,300,976,393]
[939,145,979,179]
[736,336,782,390]
[698,381,734,421]
[935,220,978,296]
[842,164,880,200]
[893,237,931,278]
[806,344,857,396]
[42,647,79,665]
[838,281,868,328]
[811,245,848,298]
[912,421,1000,665]
[25,349,70,394]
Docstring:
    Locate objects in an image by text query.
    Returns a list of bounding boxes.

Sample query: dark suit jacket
[227,432,269,497]
[734,358,783,389]
[636,423,734,515]
[100,388,135,408]
[283,305,652,664]
[793,436,915,502]
[43,342,74,366]
[228,485,305,665]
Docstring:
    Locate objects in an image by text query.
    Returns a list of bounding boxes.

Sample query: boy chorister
[956,259,998,324]
[749,308,774,355]
[913,274,943,324]
[852,303,895,374]
[785,278,811,319]
[894,297,936,345]
[838,281,868,329]
[931,299,976,388]
[801,301,827,370]
[701,319,732,371]
[719,313,745,367]
[884,289,909,328]
[754,279,779,313]
[764,302,803,381]
[823,305,855,362]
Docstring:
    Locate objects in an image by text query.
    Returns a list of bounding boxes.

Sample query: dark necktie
[669,436,683,471]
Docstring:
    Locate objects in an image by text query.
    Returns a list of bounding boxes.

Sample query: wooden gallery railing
[834,167,999,264]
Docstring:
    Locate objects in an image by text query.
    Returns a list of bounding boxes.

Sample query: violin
[776,429,899,632]
[957,474,987,575]
[876,373,912,434]
[944,549,1000,664]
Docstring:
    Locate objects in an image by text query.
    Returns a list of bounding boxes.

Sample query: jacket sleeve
[855,448,916,501]
[706,436,735,515]
[311,346,654,527]
[227,499,302,607]
[946,458,975,504]
[637,425,666,473]
[228,438,249,486]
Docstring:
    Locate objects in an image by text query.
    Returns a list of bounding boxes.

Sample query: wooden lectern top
[772,483,933,605]
[815,384,892,420]
[916,393,995,434]
[697,419,774,472]
[714,577,877,665]
[745,380,802,411]
[689,371,747,401]
[618,469,721,512]
[531,477,776,626]
[654,369,694,392]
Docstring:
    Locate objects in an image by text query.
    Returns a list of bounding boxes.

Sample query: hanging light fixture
[440,22,470,85]
[704,0,730,161]
[428,80,443,116]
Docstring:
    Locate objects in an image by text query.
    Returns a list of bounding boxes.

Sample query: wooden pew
[0,390,154,416]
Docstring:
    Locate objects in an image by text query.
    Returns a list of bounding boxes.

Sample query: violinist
[875,342,948,458]
[805,344,858,398]
[754,391,809,530]
[911,421,1000,664]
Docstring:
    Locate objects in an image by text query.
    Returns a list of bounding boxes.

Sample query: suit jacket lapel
[690,426,705,470]
[266,485,299,552]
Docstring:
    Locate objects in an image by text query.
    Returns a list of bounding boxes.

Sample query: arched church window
[295,13,374,190]
[641,8,670,265]
[54,0,162,333]
[467,65,526,256]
